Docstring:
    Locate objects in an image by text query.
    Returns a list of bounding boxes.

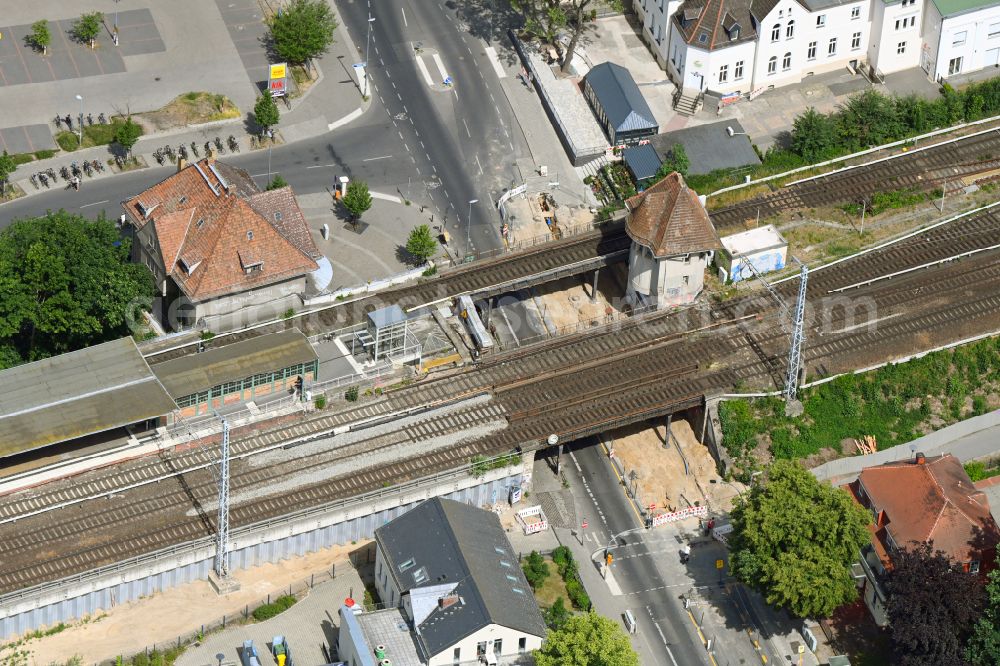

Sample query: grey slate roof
[0,338,176,457]
[650,120,760,176]
[150,328,317,398]
[584,63,658,134]
[375,497,547,660]
[623,144,663,182]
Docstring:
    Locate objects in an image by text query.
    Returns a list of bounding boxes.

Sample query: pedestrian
[71,175,80,191]
[681,543,691,564]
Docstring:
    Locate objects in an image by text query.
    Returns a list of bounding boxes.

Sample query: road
[1,0,527,260]
[564,438,710,666]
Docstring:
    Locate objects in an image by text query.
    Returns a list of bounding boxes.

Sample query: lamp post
[466,199,479,252]
[113,0,120,45]
[75,95,83,145]
[364,15,376,97]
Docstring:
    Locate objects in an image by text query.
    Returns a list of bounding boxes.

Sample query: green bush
[345,386,359,402]
[565,578,591,610]
[966,461,988,482]
[314,394,327,409]
[522,551,550,589]
[34,149,56,160]
[972,395,989,416]
[251,594,297,621]
[544,597,571,630]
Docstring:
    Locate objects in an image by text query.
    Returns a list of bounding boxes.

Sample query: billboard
[269,63,287,97]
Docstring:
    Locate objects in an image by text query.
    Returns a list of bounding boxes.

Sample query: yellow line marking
[598,440,645,526]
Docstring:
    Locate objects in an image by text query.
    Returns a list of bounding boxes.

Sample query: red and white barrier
[650,504,708,528]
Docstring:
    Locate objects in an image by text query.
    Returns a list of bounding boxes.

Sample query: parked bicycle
[228,135,239,153]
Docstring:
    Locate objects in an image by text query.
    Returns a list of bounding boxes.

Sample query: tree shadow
[396,244,423,267]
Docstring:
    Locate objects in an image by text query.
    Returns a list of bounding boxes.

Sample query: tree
[0,211,153,365]
[967,553,1000,665]
[268,0,338,65]
[266,174,288,191]
[72,12,104,49]
[534,612,639,666]
[655,143,689,179]
[405,225,438,263]
[837,89,904,150]
[510,0,565,45]
[114,117,143,158]
[522,551,550,589]
[886,542,986,666]
[342,181,372,221]
[254,94,280,136]
[544,597,571,630]
[30,20,51,56]
[560,0,623,73]
[791,107,838,161]
[729,459,871,618]
[0,151,15,197]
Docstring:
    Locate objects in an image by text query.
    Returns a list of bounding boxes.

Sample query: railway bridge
[2,133,1000,637]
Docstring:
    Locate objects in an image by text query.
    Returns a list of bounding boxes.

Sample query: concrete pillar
[592,268,600,303]
[665,413,672,448]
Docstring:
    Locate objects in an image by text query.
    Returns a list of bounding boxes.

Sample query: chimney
[177,157,187,173]
[916,452,926,465]
[438,594,460,610]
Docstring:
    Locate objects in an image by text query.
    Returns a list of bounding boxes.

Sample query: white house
[922,0,1000,80]
[657,0,1000,99]
[338,497,547,666]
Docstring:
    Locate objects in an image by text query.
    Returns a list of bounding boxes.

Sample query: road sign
[582,519,588,529]
[716,559,725,570]
[269,62,287,97]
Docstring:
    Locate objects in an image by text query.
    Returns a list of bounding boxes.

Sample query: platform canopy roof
[0,338,176,458]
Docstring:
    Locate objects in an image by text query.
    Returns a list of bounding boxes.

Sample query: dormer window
[179,196,188,205]
[274,212,283,222]
[247,230,254,240]
[238,249,263,275]
[196,218,205,228]
[179,258,200,275]
[698,31,709,43]
[682,6,702,26]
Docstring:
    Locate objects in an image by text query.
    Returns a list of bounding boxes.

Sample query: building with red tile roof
[122,159,320,331]
[623,172,722,308]
[848,452,1000,626]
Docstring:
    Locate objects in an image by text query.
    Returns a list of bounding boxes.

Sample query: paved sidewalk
[175,567,365,666]
[6,0,370,199]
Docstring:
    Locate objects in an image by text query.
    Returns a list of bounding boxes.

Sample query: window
[786,20,795,38]
[852,32,861,49]
[735,60,744,79]
[990,22,1000,38]
[971,561,981,574]
[782,52,792,70]
[519,638,527,654]
[477,642,488,657]
[897,41,906,54]
[817,14,826,27]
[851,6,860,18]
[682,275,690,285]
[807,41,817,59]
[399,558,416,572]
[719,64,729,82]
[828,37,837,55]
[494,640,503,656]
[953,30,967,46]
[768,56,777,74]
[772,23,780,41]
[453,648,461,663]
[949,56,963,75]
[902,0,915,5]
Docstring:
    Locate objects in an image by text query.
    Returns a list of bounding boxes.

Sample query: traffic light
[606,552,613,566]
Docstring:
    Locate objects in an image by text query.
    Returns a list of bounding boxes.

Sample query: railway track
[142,222,631,365]
[710,130,1000,227]
[2,210,999,594]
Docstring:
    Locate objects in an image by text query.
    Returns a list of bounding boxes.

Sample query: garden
[523,546,592,630]
[720,337,1000,476]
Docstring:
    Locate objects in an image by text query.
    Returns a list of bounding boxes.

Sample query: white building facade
[651,0,1000,97]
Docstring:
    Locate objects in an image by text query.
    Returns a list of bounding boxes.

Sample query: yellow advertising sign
[269,63,286,80]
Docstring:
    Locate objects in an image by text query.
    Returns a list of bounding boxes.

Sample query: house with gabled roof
[623,172,723,308]
[338,497,546,666]
[122,158,321,331]
[849,452,1000,626]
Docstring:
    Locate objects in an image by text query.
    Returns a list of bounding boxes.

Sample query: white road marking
[420,140,425,148]
[306,164,338,169]
[475,154,483,175]
[463,118,471,138]
[432,53,450,83]
[370,191,402,203]
[327,107,363,131]
[398,131,404,140]
[415,55,435,87]
[363,155,393,161]
[485,46,507,79]
[385,70,391,79]
[605,568,623,596]
[401,6,408,26]
[404,143,410,152]
[453,88,459,99]
[80,200,108,208]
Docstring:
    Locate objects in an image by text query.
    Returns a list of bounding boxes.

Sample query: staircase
[673,89,703,116]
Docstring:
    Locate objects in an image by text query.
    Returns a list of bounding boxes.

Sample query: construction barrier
[515,505,550,535]
[651,504,708,528]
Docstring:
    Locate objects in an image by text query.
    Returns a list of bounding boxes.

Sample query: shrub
[251,594,297,621]
[522,551,549,589]
[345,386,359,402]
[314,395,327,409]
[972,395,989,416]
[544,597,571,630]
[966,461,988,482]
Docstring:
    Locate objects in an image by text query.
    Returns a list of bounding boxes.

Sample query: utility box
[716,224,788,283]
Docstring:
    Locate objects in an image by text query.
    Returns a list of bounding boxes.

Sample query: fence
[470,219,603,262]
[102,565,343,666]
[506,302,658,350]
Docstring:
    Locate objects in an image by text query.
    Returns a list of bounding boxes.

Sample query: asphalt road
[568,439,710,666]
[339,0,526,256]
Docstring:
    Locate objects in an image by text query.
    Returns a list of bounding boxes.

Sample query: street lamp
[364,15,376,97]
[113,0,121,45]
[466,199,479,252]
[75,95,83,145]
